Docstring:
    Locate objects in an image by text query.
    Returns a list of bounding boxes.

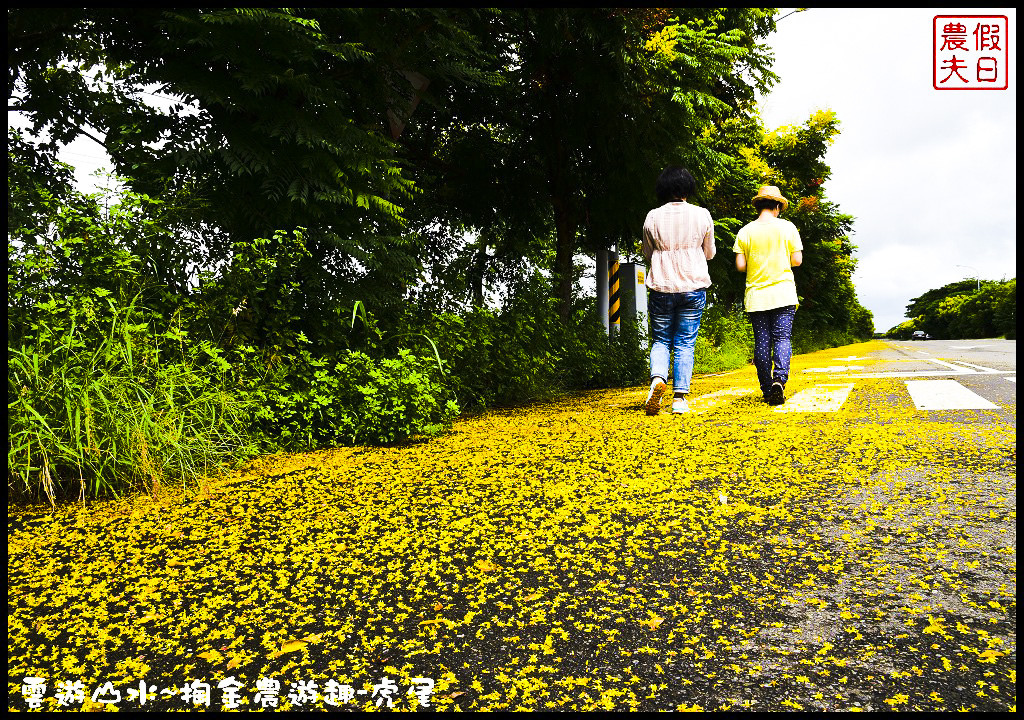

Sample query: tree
[904,279,977,339]
[901,278,1015,339]
[397,9,778,321]
[8,7,501,342]
[992,278,1016,338]
[706,109,874,344]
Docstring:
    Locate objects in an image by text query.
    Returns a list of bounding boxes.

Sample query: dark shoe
[768,381,785,406]
[645,378,666,415]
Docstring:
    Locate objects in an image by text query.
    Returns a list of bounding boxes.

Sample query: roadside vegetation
[885,279,1016,340]
[10,9,872,503]
[9,343,1015,712]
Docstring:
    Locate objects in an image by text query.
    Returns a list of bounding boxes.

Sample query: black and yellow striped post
[608,246,621,336]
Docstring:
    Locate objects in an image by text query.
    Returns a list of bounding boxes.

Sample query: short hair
[753,198,783,212]
[655,166,697,205]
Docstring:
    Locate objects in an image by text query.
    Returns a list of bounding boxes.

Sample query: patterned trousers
[748,305,796,398]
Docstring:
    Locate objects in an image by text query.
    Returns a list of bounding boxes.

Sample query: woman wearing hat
[642,166,716,415]
[732,186,803,406]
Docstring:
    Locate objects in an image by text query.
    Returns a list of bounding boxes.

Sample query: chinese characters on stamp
[934,15,1009,90]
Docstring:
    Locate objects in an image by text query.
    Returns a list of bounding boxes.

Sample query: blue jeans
[749,305,796,397]
[649,289,706,396]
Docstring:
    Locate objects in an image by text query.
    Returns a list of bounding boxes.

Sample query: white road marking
[690,386,757,413]
[774,383,854,413]
[850,367,1013,378]
[845,356,1012,379]
[949,345,991,349]
[945,360,1004,374]
[904,380,999,410]
[927,358,970,371]
[805,365,865,373]
[1007,377,1016,383]
[846,357,1012,379]
[850,370,968,378]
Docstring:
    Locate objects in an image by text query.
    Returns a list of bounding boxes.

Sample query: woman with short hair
[642,166,716,415]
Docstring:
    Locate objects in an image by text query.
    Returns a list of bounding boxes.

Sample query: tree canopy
[9,8,782,321]
[691,108,874,345]
[888,278,1016,340]
[9,6,876,358]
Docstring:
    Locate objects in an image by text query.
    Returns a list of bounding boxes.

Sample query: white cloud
[760,7,1016,333]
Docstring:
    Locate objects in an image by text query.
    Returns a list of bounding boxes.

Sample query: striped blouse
[641,201,716,293]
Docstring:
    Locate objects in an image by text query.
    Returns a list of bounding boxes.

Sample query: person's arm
[642,222,655,265]
[703,215,716,261]
[732,227,746,271]
[789,223,803,267]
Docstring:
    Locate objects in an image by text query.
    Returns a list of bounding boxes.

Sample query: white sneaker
[672,397,691,414]
[645,378,666,415]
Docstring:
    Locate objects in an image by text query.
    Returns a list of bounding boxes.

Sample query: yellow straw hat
[752,185,789,211]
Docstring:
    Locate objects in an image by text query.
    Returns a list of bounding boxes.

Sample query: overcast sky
[758,7,1016,333]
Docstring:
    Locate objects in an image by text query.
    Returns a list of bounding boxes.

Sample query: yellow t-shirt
[732,217,803,312]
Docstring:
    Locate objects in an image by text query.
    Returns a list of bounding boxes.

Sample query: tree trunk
[536,50,576,322]
[552,203,576,322]
[471,242,487,307]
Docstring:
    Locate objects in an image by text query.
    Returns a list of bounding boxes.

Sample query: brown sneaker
[645,378,667,415]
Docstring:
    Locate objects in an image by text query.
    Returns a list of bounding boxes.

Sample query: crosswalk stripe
[773,383,854,413]
[804,365,866,373]
[927,358,969,371]
[904,379,999,410]
[687,377,1008,414]
[690,386,756,413]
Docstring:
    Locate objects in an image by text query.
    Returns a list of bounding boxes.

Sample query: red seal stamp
[934,15,1009,90]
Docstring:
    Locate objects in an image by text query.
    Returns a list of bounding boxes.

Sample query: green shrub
[398,286,650,410]
[885,319,918,340]
[246,347,459,450]
[692,304,753,374]
[994,279,1015,339]
[7,173,257,502]
[886,279,1015,340]
[558,312,649,391]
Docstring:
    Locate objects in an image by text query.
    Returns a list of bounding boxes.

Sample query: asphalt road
[684,338,1017,710]
[866,339,1016,423]
[869,338,1016,373]
[789,338,1016,423]
[7,339,1016,712]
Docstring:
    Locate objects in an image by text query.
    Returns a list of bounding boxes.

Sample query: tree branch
[73,126,112,154]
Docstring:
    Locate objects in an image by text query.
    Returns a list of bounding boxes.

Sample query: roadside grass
[8,341,1015,711]
[694,335,750,375]
[8,302,255,504]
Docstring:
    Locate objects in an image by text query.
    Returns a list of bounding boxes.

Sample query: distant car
[911,331,931,340]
